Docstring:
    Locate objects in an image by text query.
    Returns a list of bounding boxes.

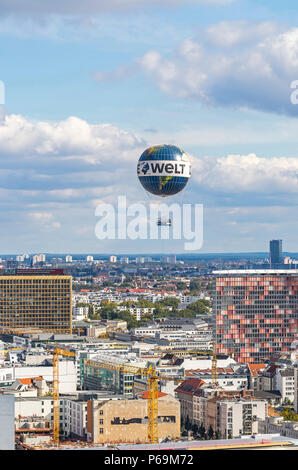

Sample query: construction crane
[52,347,76,445]
[85,358,181,444]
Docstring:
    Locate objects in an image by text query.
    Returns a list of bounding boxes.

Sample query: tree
[198,424,206,440]
[184,415,192,431]
[192,423,199,437]
[281,408,298,421]
[207,425,214,440]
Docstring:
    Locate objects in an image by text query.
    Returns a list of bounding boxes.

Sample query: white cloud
[0,112,297,252]
[136,21,298,115]
[0,113,145,162]
[192,153,298,194]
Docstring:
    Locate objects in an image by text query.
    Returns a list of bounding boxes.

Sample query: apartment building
[86,393,180,444]
[207,397,267,438]
[275,368,295,403]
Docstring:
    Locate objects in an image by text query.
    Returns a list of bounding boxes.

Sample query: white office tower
[16,255,25,262]
[120,257,129,264]
[66,255,72,263]
[136,257,145,264]
[109,256,117,263]
[86,256,94,262]
[32,254,46,264]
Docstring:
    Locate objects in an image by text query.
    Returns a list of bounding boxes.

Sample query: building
[270,240,283,267]
[175,379,263,438]
[294,366,298,413]
[258,416,298,439]
[207,397,267,438]
[65,255,72,263]
[247,364,267,391]
[186,368,248,390]
[214,270,298,363]
[0,394,15,449]
[117,306,155,321]
[0,361,77,394]
[275,368,295,404]
[0,270,72,333]
[86,393,180,444]
[109,256,117,263]
[72,306,89,321]
[86,256,93,262]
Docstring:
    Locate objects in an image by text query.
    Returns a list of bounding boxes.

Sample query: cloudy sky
[1,0,298,254]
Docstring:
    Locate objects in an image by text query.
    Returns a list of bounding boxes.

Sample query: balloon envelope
[137,144,191,197]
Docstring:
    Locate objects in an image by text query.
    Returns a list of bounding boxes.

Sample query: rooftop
[213,270,298,275]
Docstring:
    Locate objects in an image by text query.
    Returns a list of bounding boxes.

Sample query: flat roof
[213,270,298,275]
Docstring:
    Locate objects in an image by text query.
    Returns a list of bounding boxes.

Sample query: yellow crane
[52,347,76,445]
[85,358,181,444]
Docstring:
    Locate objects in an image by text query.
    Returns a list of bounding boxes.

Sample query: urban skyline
[0,0,297,454]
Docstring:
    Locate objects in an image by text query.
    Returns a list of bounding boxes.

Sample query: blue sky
[1,0,298,254]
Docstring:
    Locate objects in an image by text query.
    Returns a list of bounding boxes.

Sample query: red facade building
[214,270,298,363]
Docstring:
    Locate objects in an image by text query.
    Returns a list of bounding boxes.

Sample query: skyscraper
[270,240,283,267]
[214,270,298,363]
[0,269,72,333]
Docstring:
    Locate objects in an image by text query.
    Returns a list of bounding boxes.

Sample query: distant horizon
[3,251,298,258]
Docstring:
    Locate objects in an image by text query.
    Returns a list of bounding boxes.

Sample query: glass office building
[214,270,298,363]
[270,240,283,267]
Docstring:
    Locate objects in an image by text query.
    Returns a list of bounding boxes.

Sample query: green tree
[207,425,214,440]
[198,424,206,440]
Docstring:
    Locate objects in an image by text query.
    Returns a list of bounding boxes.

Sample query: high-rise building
[32,254,46,265]
[109,256,117,263]
[0,269,72,333]
[86,256,93,262]
[270,240,283,267]
[65,255,72,263]
[214,270,298,364]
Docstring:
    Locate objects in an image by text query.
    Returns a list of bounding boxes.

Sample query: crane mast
[85,358,178,444]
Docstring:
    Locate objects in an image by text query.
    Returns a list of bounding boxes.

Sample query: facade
[72,306,89,321]
[294,367,298,413]
[187,369,248,390]
[176,380,255,429]
[86,393,180,444]
[207,398,267,438]
[247,364,267,391]
[275,368,295,403]
[270,240,283,267]
[61,397,88,439]
[0,361,77,394]
[214,270,298,363]
[83,364,135,396]
[0,272,72,333]
[258,416,298,439]
[0,394,15,450]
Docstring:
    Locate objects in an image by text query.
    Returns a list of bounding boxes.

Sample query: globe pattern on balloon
[137,144,191,197]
